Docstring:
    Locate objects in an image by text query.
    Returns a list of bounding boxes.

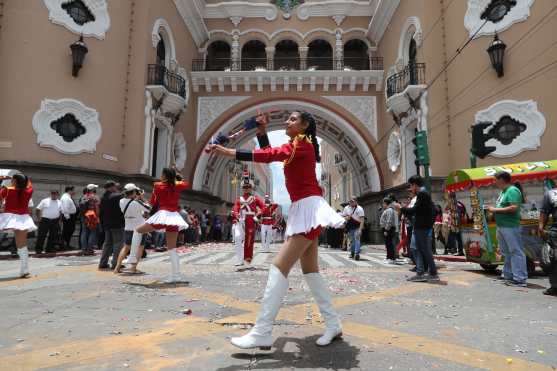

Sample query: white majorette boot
[231,264,288,350]
[18,246,30,278]
[164,249,186,283]
[234,237,244,267]
[124,231,142,264]
[304,272,343,346]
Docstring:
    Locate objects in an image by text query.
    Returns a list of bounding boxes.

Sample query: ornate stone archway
[191,100,382,198]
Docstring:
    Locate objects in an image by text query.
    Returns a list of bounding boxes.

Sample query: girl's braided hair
[300,112,320,162]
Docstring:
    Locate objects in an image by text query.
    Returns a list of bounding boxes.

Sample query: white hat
[123,183,140,192]
[86,184,98,191]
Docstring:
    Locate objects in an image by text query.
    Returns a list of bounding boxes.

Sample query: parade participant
[259,194,278,253]
[130,167,189,283]
[209,110,345,349]
[0,173,37,278]
[60,186,77,250]
[114,184,150,274]
[35,190,62,253]
[231,173,265,266]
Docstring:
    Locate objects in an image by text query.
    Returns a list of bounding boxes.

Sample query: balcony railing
[192,56,383,72]
[386,63,426,98]
[147,64,186,98]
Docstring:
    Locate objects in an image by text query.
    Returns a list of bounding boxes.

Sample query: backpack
[84,209,99,230]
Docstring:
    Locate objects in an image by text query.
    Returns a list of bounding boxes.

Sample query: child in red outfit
[209,111,345,350]
[131,167,189,283]
[0,173,36,278]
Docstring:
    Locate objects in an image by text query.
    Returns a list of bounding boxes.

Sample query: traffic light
[471,122,496,159]
[412,130,430,166]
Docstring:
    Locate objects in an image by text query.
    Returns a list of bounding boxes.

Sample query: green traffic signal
[413,130,430,166]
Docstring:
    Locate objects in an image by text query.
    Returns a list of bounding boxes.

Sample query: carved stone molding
[387,131,402,172]
[297,1,376,21]
[464,0,535,38]
[43,0,110,40]
[32,98,102,155]
[203,1,278,21]
[152,18,177,69]
[196,96,251,140]
[173,132,187,170]
[177,67,191,108]
[475,99,546,158]
[322,95,377,141]
[396,16,422,70]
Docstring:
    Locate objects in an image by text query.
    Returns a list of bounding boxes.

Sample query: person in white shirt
[342,197,365,260]
[60,186,77,250]
[114,183,150,274]
[35,190,62,253]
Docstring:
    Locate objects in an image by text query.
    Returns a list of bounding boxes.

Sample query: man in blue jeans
[342,198,365,260]
[487,171,527,287]
[398,176,439,282]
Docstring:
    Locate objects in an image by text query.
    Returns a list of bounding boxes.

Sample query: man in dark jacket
[397,176,439,282]
[98,181,124,270]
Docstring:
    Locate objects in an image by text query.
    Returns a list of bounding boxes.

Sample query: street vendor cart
[444,160,557,274]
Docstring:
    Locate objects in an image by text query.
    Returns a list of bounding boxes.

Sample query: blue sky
[266,131,322,215]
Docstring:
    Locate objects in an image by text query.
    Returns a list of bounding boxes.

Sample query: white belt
[262,217,273,220]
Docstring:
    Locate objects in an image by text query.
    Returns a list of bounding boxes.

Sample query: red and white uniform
[146,180,189,232]
[237,134,344,240]
[259,202,277,251]
[232,193,265,264]
[0,182,37,232]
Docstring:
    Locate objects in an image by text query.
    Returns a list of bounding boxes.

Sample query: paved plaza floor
[0,243,555,370]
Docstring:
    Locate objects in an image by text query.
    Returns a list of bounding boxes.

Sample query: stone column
[298,46,308,70]
[265,46,275,70]
[335,30,343,70]
[231,34,240,71]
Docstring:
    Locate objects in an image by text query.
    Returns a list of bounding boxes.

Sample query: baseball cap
[86,184,98,191]
[123,183,140,192]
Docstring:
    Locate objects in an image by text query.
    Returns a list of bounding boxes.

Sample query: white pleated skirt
[0,213,38,232]
[145,210,188,231]
[286,196,345,237]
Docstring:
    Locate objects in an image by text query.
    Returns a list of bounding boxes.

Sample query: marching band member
[231,174,265,266]
[209,110,345,350]
[259,195,278,253]
[131,167,189,283]
[0,173,37,278]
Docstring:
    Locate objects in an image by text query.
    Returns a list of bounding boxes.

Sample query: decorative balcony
[190,56,384,93]
[146,64,187,116]
[385,63,427,116]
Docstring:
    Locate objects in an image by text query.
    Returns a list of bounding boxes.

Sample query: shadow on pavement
[123,281,190,289]
[0,275,27,283]
[219,335,360,370]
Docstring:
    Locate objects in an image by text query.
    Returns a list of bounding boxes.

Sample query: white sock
[18,246,29,275]
[127,232,142,264]
[168,249,180,276]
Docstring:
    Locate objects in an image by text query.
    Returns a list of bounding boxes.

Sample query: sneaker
[494,276,511,282]
[505,280,527,288]
[349,254,354,259]
[426,274,441,282]
[409,267,417,272]
[407,274,428,282]
[542,288,557,296]
[355,254,360,261]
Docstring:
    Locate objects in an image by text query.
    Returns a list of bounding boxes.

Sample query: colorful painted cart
[444,160,557,273]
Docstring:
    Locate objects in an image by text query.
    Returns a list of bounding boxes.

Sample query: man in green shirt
[486,171,527,287]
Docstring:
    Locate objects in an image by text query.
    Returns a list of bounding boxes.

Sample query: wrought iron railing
[191,56,383,72]
[147,64,186,98]
[386,63,426,98]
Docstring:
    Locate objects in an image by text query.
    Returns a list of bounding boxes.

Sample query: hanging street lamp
[487,33,506,77]
[70,35,88,77]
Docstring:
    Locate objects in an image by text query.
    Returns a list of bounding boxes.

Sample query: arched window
[156,37,166,66]
[241,40,267,71]
[343,39,369,70]
[307,39,333,70]
[408,38,418,84]
[274,40,299,70]
[206,41,231,71]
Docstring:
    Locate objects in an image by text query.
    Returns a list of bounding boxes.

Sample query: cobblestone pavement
[0,243,555,371]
